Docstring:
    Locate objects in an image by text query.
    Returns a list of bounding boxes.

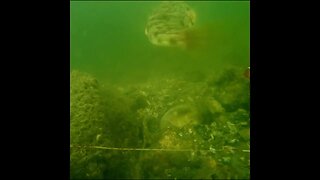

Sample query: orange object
[244,67,250,79]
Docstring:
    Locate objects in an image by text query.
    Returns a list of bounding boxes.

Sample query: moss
[208,67,250,112]
[70,70,143,179]
[70,70,109,145]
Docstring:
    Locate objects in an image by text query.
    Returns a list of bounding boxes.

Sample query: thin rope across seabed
[70,145,250,153]
[71,145,197,152]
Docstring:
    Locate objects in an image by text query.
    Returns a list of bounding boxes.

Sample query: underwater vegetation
[70,71,143,179]
[70,67,250,179]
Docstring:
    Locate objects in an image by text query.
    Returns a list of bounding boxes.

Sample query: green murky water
[71,1,250,179]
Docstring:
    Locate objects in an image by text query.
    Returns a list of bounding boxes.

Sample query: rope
[70,145,250,153]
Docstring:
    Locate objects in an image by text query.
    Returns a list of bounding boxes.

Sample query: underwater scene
[70,1,250,179]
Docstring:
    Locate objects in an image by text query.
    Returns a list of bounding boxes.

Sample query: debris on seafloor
[70,67,250,179]
[160,104,199,129]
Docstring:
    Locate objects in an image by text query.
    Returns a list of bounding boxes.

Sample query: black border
[3,0,70,179]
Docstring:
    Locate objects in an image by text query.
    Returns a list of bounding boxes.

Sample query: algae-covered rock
[70,70,143,179]
[70,70,143,147]
[70,70,108,145]
[70,70,113,179]
[209,67,250,112]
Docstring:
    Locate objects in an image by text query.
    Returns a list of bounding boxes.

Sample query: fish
[145,1,196,49]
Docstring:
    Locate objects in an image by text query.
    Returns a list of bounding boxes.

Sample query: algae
[70,67,250,179]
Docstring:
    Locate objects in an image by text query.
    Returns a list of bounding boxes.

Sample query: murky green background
[71,1,249,84]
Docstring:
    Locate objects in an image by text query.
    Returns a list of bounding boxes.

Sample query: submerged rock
[70,70,106,145]
[70,70,143,179]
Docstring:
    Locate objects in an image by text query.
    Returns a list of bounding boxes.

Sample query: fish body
[145,2,196,48]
